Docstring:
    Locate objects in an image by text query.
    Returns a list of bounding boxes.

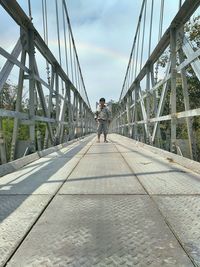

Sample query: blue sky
[0,0,183,110]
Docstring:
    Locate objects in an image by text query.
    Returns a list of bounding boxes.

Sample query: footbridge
[1,0,200,266]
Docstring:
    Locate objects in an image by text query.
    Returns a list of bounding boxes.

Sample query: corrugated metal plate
[87,143,118,154]
[0,137,94,195]
[124,153,200,195]
[0,156,81,195]
[60,151,145,194]
[153,196,200,266]
[109,136,200,195]
[7,195,192,267]
[0,195,50,267]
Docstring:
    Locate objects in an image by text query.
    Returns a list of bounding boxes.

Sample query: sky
[0,0,184,110]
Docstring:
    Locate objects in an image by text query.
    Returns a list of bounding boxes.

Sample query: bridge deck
[0,134,200,266]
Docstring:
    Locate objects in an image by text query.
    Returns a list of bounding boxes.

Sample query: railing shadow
[0,136,94,224]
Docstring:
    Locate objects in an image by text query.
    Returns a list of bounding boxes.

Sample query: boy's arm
[94,110,98,121]
[107,108,111,122]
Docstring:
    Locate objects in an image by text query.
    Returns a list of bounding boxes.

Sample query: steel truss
[0,0,95,163]
[111,0,200,160]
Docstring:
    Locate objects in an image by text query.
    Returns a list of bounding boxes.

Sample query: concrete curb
[112,134,200,175]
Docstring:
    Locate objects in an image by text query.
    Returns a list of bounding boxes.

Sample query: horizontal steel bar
[0,109,28,120]
[34,115,55,123]
[117,108,200,126]
[0,109,72,124]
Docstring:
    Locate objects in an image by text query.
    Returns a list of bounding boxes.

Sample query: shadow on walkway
[0,136,94,224]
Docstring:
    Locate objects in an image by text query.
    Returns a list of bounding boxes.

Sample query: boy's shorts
[97,119,108,134]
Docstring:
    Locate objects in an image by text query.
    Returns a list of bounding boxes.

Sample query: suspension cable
[73,46,78,89]
[63,0,91,108]
[140,0,147,70]
[76,54,81,92]
[44,0,48,45]
[127,55,132,89]
[130,46,136,86]
[62,1,69,76]
[68,25,74,83]
[42,0,46,42]
[158,0,164,41]
[28,0,33,20]
[42,0,50,85]
[155,0,165,83]
[55,0,62,66]
[148,0,154,57]
[179,0,182,9]
[134,24,141,79]
[119,0,146,101]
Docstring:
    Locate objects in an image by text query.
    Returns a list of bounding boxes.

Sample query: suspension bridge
[0,0,200,266]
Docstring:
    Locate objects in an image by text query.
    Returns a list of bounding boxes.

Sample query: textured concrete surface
[1,134,200,266]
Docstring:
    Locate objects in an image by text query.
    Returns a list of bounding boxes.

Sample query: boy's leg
[97,121,102,142]
[103,121,108,142]
[97,133,101,142]
[104,133,108,142]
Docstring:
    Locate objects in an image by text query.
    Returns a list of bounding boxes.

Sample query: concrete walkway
[1,134,200,266]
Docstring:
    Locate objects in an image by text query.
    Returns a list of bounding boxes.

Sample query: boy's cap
[99,97,105,102]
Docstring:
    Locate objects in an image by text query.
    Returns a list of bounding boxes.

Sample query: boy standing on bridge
[95,98,111,143]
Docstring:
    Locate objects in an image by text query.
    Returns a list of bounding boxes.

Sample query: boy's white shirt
[95,104,110,121]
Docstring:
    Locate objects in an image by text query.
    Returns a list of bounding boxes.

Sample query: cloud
[65,0,142,108]
[0,0,184,110]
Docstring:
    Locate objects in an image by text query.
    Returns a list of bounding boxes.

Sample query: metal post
[79,98,83,137]
[138,84,149,142]
[118,106,122,135]
[146,65,151,144]
[44,67,55,149]
[10,48,26,160]
[36,130,42,151]
[170,27,177,153]
[57,84,68,143]
[121,102,124,136]
[126,93,131,137]
[134,87,138,140]
[55,73,60,123]
[0,119,7,164]
[28,28,36,151]
[85,106,89,135]
[54,72,60,144]
[129,92,134,138]
[34,60,54,143]
[74,92,79,137]
[178,49,194,159]
[67,88,73,140]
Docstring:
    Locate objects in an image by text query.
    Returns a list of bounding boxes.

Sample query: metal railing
[0,0,95,163]
[111,0,200,160]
